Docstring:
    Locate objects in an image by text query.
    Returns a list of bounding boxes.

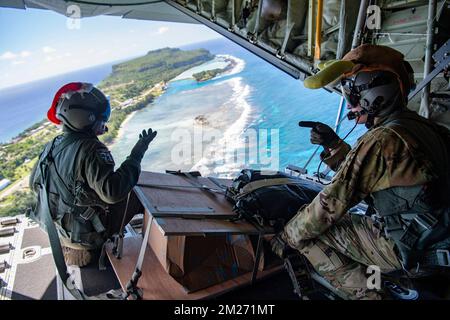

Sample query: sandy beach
[109,54,248,177]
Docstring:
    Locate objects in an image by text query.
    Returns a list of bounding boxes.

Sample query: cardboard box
[143,211,259,292]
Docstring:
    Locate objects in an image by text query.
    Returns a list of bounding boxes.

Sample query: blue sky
[0,7,221,89]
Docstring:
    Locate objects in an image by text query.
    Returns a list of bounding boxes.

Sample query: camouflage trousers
[297,214,402,300]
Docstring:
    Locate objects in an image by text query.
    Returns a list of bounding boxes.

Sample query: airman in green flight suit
[30,82,157,267]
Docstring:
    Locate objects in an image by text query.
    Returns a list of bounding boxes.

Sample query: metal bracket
[153,206,215,214]
[247,32,258,44]
[283,254,318,300]
[112,234,124,259]
[251,231,264,284]
[276,49,286,60]
[137,182,223,194]
[207,177,228,191]
[408,39,450,101]
[164,0,304,79]
[284,257,303,298]
[285,164,307,175]
[436,249,450,267]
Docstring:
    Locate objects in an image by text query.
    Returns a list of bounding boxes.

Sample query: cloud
[0,51,17,60]
[0,50,32,61]
[20,51,31,58]
[156,26,169,35]
[45,54,68,62]
[42,46,57,54]
[12,60,25,65]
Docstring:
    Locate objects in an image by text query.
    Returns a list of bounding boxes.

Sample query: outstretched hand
[139,128,157,145]
[130,128,157,162]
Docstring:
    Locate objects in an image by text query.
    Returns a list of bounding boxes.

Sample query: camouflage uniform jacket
[283,109,450,249]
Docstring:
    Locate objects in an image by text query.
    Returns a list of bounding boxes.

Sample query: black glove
[310,122,340,148]
[270,232,289,259]
[129,128,157,162]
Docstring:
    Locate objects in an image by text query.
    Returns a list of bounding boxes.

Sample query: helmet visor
[100,96,111,122]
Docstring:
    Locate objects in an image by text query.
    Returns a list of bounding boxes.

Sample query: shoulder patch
[96,148,115,165]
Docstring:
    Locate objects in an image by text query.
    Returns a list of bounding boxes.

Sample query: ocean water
[111,38,367,177]
[1,37,367,177]
[0,62,116,143]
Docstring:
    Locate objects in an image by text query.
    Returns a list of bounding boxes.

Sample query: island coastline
[0,47,217,217]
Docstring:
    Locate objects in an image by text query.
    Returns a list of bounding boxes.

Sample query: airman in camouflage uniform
[272,45,450,299]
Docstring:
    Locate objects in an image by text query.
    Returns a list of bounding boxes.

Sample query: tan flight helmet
[304,44,415,108]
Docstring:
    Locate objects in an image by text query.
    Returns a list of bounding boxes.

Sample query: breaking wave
[191,77,253,178]
[216,54,245,77]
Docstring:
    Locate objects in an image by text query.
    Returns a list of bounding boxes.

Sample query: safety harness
[29,133,123,300]
[370,115,450,271]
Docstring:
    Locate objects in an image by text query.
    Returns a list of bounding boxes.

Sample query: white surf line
[216,55,245,77]
[172,55,243,82]
[190,77,252,178]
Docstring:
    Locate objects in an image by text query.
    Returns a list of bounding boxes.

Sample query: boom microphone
[346,109,367,120]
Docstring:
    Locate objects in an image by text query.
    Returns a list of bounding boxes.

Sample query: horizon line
[0,37,224,91]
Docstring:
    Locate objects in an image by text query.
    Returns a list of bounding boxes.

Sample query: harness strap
[39,141,88,300]
[239,177,301,197]
[39,134,117,300]
[383,211,442,268]
[48,134,84,206]
[49,133,106,232]
[422,249,450,268]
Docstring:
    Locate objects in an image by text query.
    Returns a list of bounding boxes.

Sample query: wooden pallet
[106,171,281,299]
[106,237,282,300]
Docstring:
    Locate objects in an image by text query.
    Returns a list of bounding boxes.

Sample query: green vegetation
[0,47,215,217]
[100,47,214,100]
[193,68,224,82]
[0,190,35,218]
[0,124,60,181]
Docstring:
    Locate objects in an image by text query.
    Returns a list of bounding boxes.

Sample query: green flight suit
[30,127,144,252]
[281,109,450,299]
